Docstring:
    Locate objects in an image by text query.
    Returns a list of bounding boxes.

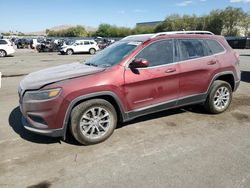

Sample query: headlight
[25,88,61,100]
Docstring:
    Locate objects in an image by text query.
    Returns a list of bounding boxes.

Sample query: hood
[20,62,105,91]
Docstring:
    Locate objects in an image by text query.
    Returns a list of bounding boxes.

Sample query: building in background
[136,21,162,27]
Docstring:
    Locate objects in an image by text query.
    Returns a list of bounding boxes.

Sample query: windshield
[85,41,141,68]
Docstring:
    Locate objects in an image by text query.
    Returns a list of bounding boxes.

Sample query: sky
[0,0,250,32]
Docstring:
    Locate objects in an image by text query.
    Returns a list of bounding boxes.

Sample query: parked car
[15,38,31,49]
[226,36,250,49]
[60,40,99,55]
[0,39,15,57]
[18,31,241,145]
[36,38,63,52]
[94,37,116,49]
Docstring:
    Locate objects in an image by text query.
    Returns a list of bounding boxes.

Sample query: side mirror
[129,58,149,69]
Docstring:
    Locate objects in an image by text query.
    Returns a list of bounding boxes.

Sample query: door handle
[165,68,176,73]
[207,60,217,65]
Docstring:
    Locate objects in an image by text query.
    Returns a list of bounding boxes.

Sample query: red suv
[18,31,241,145]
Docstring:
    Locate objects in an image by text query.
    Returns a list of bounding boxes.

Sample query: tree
[221,7,246,36]
[240,14,250,36]
[95,24,113,37]
[47,26,87,37]
[204,10,224,35]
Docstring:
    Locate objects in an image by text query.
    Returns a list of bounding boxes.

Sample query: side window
[0,40,7,45]
[135,40,173,67]
[178,39,207,61]
[90,42,94,44]
[84,41,90,45]
[206,40,225,54]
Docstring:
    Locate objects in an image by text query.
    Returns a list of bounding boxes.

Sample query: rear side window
[206,40,225,54]
[178,39,207,61]
[135,39,173,67]
[0,40,7,45]
[84,41,90,45]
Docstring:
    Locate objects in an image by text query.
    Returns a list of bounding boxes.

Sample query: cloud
[230,0,250,2]
[176,0,193,6]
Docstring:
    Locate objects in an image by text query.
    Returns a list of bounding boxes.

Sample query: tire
[66,49,73,55]
[0,50,7,57]
[204,80,232,114]
[70,99,117,145]
[89,48,96,55]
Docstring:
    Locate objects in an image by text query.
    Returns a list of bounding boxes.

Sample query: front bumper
[60,48,67,53]
[234,80,240,92]
[22,116,64,137]
[7,48,15,55]
[18,88,68,138]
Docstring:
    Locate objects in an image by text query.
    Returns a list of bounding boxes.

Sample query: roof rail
[121,31,214,42]
[151,31,214,38]
[121,33,154,41]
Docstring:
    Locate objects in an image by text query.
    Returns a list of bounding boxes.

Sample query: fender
[206,71,236,96]
[62,91,127,139]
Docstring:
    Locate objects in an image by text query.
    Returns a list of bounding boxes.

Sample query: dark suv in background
[18,31,241,145]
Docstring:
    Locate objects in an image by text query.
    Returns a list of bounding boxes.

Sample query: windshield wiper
[99,64,111,68]
[85,62,98,67]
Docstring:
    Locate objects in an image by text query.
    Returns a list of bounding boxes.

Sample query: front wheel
[66,49,73,55]
[70,99,117,145]
[204,80,232,114]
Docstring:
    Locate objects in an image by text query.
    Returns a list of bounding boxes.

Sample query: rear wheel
[66,49,73,55]
[70,99,117,145]
[89,48,96,55]
[204,80,232,114]
[0,50,6,57]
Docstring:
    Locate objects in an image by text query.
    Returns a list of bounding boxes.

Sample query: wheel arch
[215,74,235,91]
[207,71,236,95]
[62,91,126,139]
[66,48,74,53]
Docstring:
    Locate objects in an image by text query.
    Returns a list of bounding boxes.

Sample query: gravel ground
[0,49,250,188]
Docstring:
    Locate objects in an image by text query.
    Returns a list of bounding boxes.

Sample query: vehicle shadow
[119,105,208,128]
[9,106,83,145]
[241,71,250,83]
[9,105,207,145]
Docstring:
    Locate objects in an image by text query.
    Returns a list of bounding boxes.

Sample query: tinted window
[0,40,7,45]
[178,39,207,61]
[206,40,224,54]
[135,40,173,67]
[84,41,90,45]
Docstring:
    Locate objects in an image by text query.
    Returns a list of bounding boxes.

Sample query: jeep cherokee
[18,31,241,145]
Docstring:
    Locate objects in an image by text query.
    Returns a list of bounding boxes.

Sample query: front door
[124,39,180,111]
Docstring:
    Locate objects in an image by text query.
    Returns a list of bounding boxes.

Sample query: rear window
[0,40,7,45]
[178,39,207,61]
[206,40,225,54]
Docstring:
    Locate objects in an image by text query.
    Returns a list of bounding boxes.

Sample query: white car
[0,39,15,57]
[60,40,99,55]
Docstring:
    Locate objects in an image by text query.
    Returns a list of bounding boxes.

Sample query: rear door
[177,38,220,103]
[124,39,180,111]
[82,41,91,52]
